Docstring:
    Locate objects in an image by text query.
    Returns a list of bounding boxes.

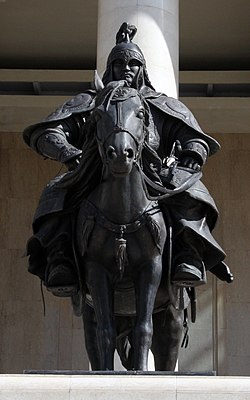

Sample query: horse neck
[90,165,151,224]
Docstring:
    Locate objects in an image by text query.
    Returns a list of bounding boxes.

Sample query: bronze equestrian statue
[23,23,233,371]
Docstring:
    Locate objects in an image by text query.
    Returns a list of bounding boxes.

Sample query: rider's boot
[171,232,207,287]
[171,240,207,287]
[172,259,206,287]
[209,261,233,283]
[45,246,78,297]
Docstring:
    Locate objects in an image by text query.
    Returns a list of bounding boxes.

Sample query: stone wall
[208,132,250,375]
[0,132,89,373]
[179,132,250,375]
[0,95,249,374]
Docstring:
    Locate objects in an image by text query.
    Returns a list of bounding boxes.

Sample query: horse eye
[137,109,145,119]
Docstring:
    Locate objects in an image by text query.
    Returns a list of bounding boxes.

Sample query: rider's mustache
[122,71,134,75]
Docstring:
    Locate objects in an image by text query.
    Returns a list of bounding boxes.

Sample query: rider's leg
[28,214,78,296]
[171,228,207,286]
[161,194,220,286]
[45,239,78,295]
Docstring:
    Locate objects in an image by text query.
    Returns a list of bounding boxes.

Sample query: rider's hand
[180,156,201,171]
[65,156,82,171]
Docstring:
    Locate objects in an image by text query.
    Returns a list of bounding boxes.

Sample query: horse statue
[57,81,189,371]
[24,22,234,372]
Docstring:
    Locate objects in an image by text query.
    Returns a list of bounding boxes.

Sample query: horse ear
[92,70,104,92]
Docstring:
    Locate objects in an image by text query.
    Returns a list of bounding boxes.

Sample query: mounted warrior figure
[23,23,232,297]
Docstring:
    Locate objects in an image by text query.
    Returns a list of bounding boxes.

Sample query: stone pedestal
[0,374,250,399]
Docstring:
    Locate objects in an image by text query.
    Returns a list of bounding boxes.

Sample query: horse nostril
[107,146,117,160]
[125,148,134,159]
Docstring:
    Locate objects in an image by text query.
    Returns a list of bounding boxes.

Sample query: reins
[94,84,201,200]
[135,160,202,201]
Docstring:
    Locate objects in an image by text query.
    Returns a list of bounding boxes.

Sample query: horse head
[93,82,149,177]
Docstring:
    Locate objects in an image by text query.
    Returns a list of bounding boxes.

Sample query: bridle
[93,85,202,199]
[94,93,147,165]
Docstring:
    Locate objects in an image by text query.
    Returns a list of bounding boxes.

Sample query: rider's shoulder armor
[45,90,96,122]
[142,88,220,156]
[23,90,96,146]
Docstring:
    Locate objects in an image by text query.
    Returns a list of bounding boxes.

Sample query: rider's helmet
[102,22,155,90]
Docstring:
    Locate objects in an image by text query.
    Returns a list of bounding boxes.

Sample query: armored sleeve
[23,90,96,164]
[29,114,86,164]
[161,114,209,165]
[179,138,209,165]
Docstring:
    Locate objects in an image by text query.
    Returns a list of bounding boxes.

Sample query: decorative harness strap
[81,200,162,280]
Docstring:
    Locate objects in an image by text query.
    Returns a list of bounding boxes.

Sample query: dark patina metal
[23,22,233,371]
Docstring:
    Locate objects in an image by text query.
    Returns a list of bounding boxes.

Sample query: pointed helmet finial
[115,22,137,44]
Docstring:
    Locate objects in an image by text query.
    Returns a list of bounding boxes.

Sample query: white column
[97,0,179,98]
[96,0,179,372]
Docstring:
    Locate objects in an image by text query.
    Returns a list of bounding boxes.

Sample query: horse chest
[85,224,158,269]
[77,198,166,278]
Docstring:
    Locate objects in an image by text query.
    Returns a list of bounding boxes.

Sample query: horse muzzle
[106,144,135,176]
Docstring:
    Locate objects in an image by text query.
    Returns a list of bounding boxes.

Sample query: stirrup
[46,284,78,297]
[172,262,206,287]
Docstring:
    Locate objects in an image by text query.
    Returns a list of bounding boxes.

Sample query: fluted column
[97,0,179,98]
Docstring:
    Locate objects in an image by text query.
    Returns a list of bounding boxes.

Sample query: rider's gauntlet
[34,129,82,164]
[180,139,209,166]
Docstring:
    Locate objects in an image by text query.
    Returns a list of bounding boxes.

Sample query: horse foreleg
[86,262,116,370]
[133,259,162,371]
[82,303,102,370]
[151,306,183,371]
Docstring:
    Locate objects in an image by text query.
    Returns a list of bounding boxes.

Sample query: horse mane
[56,116,103,209]
[95,81,125,110]
[95,81,150,126]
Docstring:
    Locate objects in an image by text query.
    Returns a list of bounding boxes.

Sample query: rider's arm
[24,90,95,170]
[29,114,85,170]
[161,116,209,170]
[178,138,209,170]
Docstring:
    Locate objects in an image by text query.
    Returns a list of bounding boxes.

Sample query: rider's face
[113,59,141,86]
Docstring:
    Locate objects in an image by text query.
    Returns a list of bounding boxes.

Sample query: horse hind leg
[151,305,183,371]
[82,303,102,370]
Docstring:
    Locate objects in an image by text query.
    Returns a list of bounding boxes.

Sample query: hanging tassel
[115,226,128,280]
